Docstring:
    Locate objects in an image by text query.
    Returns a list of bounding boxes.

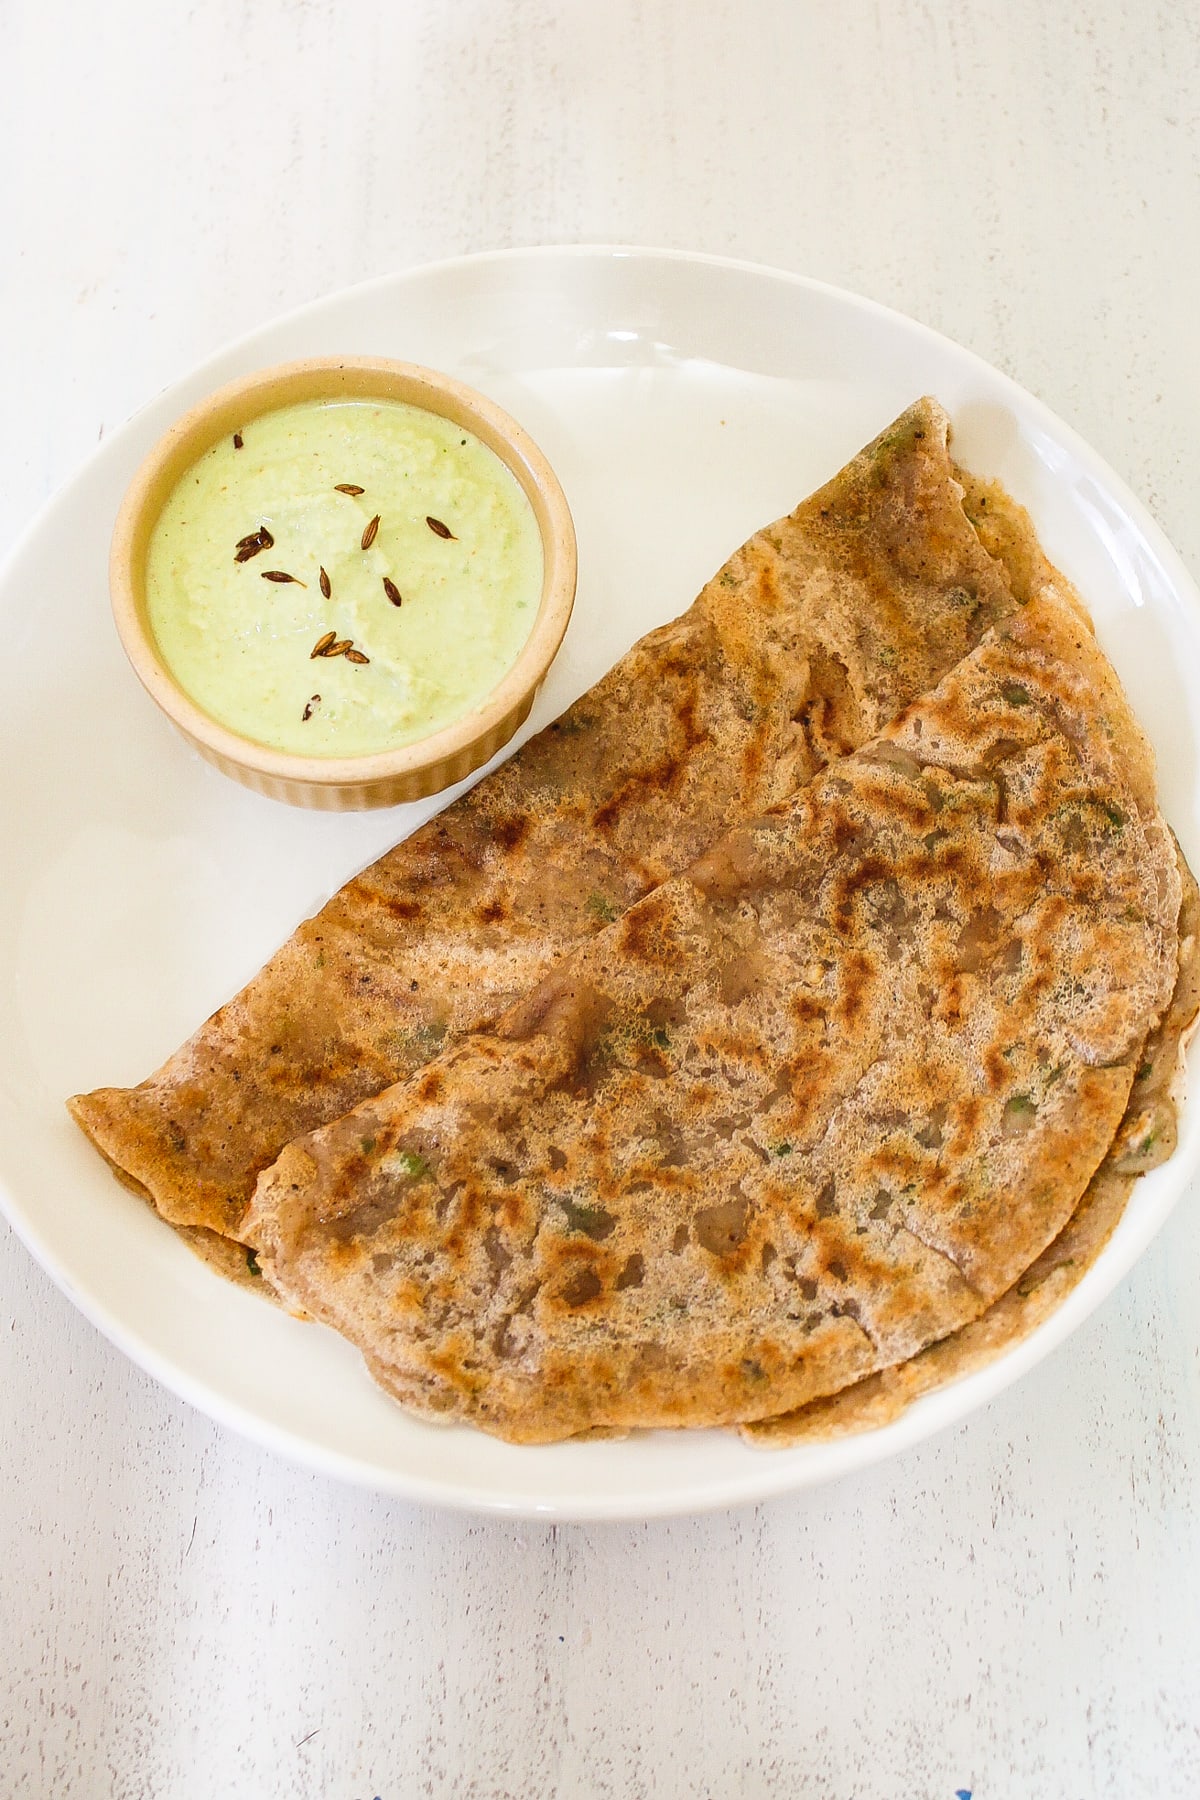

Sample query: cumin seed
[311,631,337,658]
[426,515,455,539]
[345,648,370,665]
[319,566,331,599]
[335,483,365,496]
[361,514,381,550]
[327,638,353,657]
[383,576,402,607]
[262,570,306,586]
[233,525,275,563]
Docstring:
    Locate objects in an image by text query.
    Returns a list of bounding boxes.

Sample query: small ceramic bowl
[110,356,577,809]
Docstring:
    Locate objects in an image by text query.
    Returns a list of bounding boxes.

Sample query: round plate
[3,247,1198,1520]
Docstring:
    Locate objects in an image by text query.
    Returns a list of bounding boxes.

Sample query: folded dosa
[70,400,1035,1250]
[246,590,1182,1442]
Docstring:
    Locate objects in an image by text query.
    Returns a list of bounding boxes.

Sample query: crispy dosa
[70,399,1036,1250]
[246,589,1181,1442]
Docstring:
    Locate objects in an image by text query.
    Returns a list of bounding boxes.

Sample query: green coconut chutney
[145,397,543,757]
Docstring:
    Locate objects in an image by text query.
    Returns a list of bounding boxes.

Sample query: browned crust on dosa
[245,589,1181,1443]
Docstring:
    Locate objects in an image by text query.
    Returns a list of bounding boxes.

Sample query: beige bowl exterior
[110,357,577,809]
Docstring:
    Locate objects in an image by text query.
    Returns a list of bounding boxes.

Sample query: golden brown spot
[414,1068,444,1105]
[750,550,782,614]
[617,897,671,964]
[836,950,874,1029]
[933,975,966,1027]
[492,815,532,852]
[958,1095,983,1136]
[500,1193,526,1229]
[592,749,687,831]
[830,855,893,930]
[700,1028,770,1071]
[768,1049,831,1138]
[830,813,870,857]
[589,671,706,832]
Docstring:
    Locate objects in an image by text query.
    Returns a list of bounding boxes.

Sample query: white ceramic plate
[3,248,1199,1520]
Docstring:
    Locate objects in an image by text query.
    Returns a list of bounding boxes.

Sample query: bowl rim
[108,354,578,788]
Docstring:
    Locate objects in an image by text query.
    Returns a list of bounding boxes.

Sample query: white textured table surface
[4,3,1200,1795]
